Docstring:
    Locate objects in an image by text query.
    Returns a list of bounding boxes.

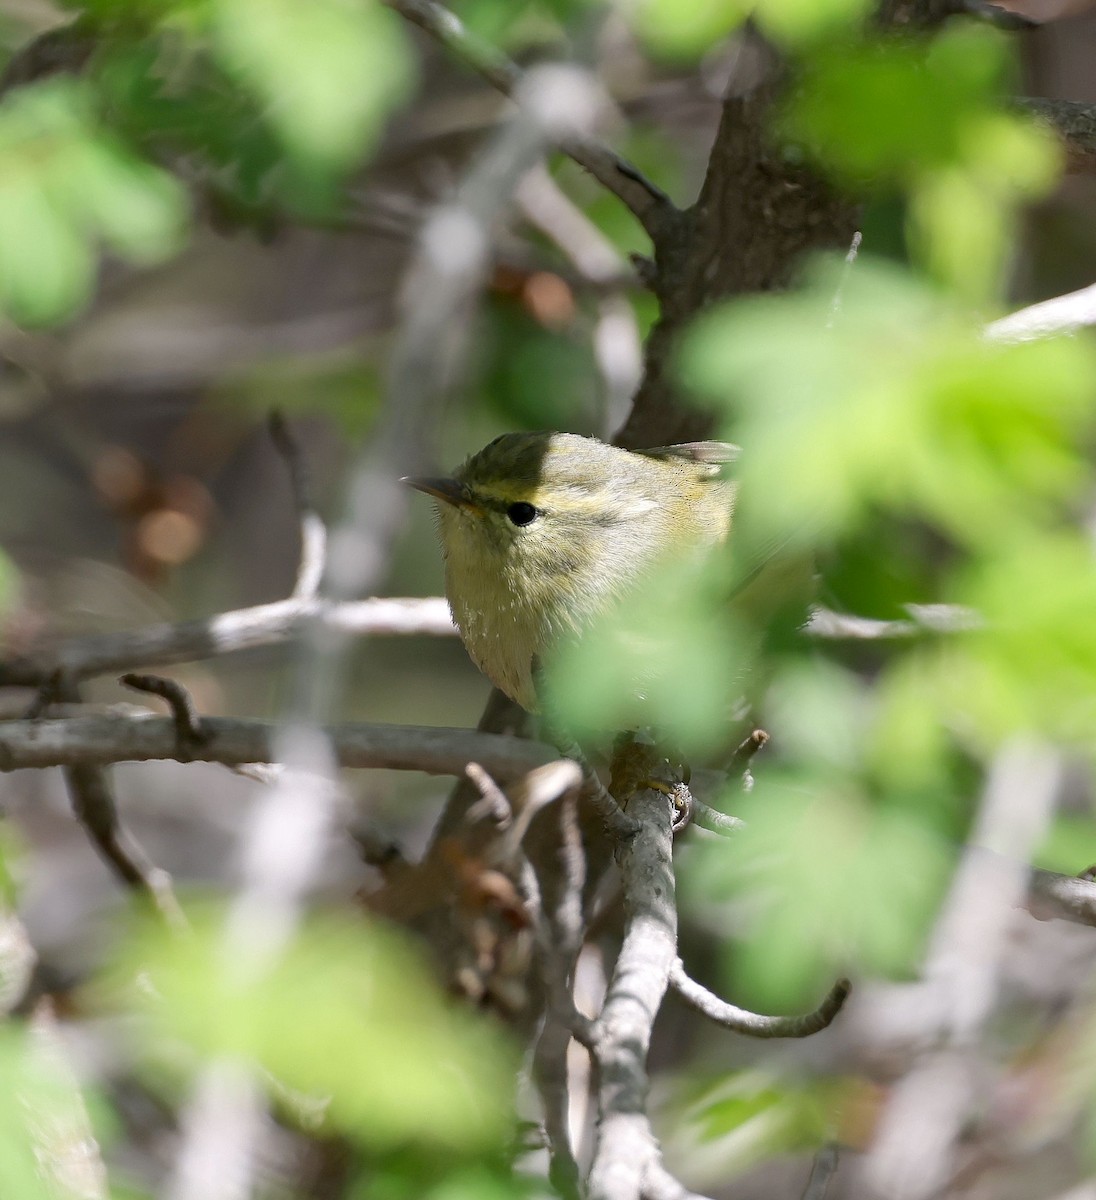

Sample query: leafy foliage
[105,908,517,1150]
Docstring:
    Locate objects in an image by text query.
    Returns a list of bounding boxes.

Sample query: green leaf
[107,908,516,1150]
[684,774,952,1007]
[61,138,187,263]
[212,0,413,166]
[755,0,874,48]
[543,551,754,757]
[680,256,1096,551]
[782,28,1009,183]
[634,0,750,59]
[940,533,1096,744]
[0,174,93,324]
[0,1024,103,1200]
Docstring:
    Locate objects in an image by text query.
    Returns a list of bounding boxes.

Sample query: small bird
[403,431,737,715]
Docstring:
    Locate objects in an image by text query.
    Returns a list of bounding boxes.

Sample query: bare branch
[801,1144,840,1200]
[62,758,186,928]
[985,281,1096,343]
[587,784,678,1200]
[0,713,557,779]
[381,0,676,240]
[120,672,207,753]
[268,412,327,601]
[729,728,769,772]
[687,801,744,837]
[0,596,455,688]
[642,1160,716,1200]
[1021,98,1096,175]
[669,961,850,1039]
[806,603,981,640]
[1027,868,1096,927]
[39,675,186,929]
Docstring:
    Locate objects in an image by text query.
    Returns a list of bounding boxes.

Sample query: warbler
[403,431,737,714]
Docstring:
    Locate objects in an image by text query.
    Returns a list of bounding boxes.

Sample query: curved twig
[669,960,850,1039]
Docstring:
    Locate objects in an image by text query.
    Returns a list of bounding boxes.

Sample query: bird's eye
[506,502,539,527]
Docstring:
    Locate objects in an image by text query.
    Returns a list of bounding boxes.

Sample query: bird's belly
[447,586,543,712]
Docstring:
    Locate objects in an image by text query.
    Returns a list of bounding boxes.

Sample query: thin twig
[0,596,455,688]
[688,801,744,837]
[985,280,1096,343]
[37,674,186,929]
[669,961,850,1039]
[62,760,187,929]
[120,672,207,753]
[268,412,327,601]
[801,1144,840,1200]
[381,0,677,240]
[464,761,513,829]
[0,713,557,779]
[806,603,981,640]
[827,230,862,327]
[729,728,769,772]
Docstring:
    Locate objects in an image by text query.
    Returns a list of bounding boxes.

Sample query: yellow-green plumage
[408,432,735,712]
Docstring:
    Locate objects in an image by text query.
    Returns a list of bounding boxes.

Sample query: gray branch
[0,713,556,780]
[985,280,1096,343]
[1027,868,1096,927]
[1021,98,1096,175]
[587,785,678,1200]
[669,961,850,1039]
[0,596,455,688]
[806,604,981,640]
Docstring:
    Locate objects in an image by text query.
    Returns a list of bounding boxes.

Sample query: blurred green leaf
[0,175,93,325]
[681,257,1096,551]
[684,773,952,1007]
[756,0,874,48]
[942,533,1096,744]
[0,79,186,324]
[635,0,749,59]
[0,1023,105,1200]
[109,908,516,1150]
[1036,814,1096,875]
[211,0,413,167]
[783,27,1012,183]
[781,27,1058,298]
[675,1070,837,1172]
[544,551,752,757]
[479,301,600,431]
[60,138,187,262]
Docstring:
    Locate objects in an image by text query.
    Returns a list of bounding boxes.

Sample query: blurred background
[2,0,1096,1197]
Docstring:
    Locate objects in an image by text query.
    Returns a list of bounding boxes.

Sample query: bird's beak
[401,476,483,514]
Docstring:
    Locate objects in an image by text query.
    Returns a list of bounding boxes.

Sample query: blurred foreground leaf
[0,78,185,324]
[105,908,517,1150]
[683,748,953,1007]
[682,257,1096,552]
[211,0,412,167]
